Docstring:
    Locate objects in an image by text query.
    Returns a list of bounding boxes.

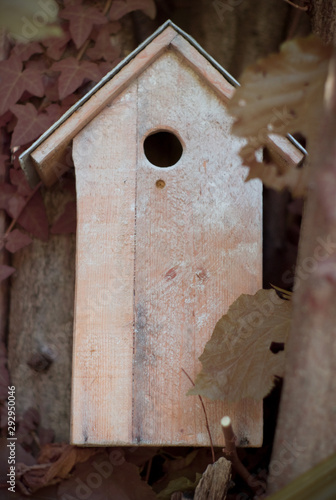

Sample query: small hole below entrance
[144,131,183,167]
[156,179,166,189]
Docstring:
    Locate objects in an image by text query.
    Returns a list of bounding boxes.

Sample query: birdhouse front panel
[71,47,262,446]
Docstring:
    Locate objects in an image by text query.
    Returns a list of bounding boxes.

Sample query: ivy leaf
[10,169,32,196]
[99,60,121,78]
[11,103,55,148]
[51,200,76,234]
[17,191,49,241]
[42,32,71,60]
[11,42,43,61]
[52,57,101,99]
[61,5,107,49]
[0,265,15,282]
[0,154,9,177]
[5,229,32,253]
[87,25,121,62]
[227,36,332,197]
[7,194,27,219]
[109,0,156,20]
[0,110,13,128]
[0,55,44,115]
[0,183,16,210]
[188,289,291,401]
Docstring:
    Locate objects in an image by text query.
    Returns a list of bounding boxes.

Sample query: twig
[145,456,152,483]
[4,181,42,238]
[181,368,215,463]
[221,416,266,496]
[102,0,113,15]
[283,0,308,11]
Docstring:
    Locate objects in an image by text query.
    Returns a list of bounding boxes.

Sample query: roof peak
[19,20,239,186]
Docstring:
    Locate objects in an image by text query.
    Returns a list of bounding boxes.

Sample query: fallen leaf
[5,229,32,253]
[11,103,55,148]
[188,289,291,401]
[87,25,120,62]
[58,451,157,500]
[52,57,101,99]
[0,55,44,115]
[157,475,202,500]
[227,36,332,197]
[61,4,107,48]
[51,200,76,234]
[17,190,49,241]
[0,264,15,282]
[16,444,98,494]
[109,0,156,20]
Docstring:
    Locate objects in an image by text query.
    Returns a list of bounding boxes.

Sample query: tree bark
[311,0,336,44]
[267,46,336,495]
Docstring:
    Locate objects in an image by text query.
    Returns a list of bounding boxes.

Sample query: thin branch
[221,416,266,496]
[102,0,113,15]
[145,456,152,483]
[4,181,42,238]
[283,0,308,11]
[181,368,215,463]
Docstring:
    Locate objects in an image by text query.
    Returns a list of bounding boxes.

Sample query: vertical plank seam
[132,78,139,444]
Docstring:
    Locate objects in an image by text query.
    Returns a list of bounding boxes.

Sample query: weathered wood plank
[133,51,262,446]
[71,84,137,445]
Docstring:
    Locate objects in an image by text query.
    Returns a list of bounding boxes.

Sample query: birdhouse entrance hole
[143,130,183,167]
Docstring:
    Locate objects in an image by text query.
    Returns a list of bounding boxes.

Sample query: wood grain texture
[71,84,137,445]
[72,50,262,446]
[133,51,262,446]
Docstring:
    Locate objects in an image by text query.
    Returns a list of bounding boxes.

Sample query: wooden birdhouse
[20,21,304,447]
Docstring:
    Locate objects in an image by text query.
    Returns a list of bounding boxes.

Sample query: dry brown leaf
[227,36,332,197]
[188,289,291,401]
[16,443,98,494]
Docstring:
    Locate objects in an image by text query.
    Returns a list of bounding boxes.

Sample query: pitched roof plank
[31,26,178,187]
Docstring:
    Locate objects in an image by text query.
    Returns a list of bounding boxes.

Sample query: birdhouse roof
[19,20,306,187]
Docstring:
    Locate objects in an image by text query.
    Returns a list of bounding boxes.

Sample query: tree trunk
[311,0,336,44]
[267,39,336,498]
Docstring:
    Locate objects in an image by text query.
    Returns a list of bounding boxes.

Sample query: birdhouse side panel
[133,51,262,446]
[71,84,137,445]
